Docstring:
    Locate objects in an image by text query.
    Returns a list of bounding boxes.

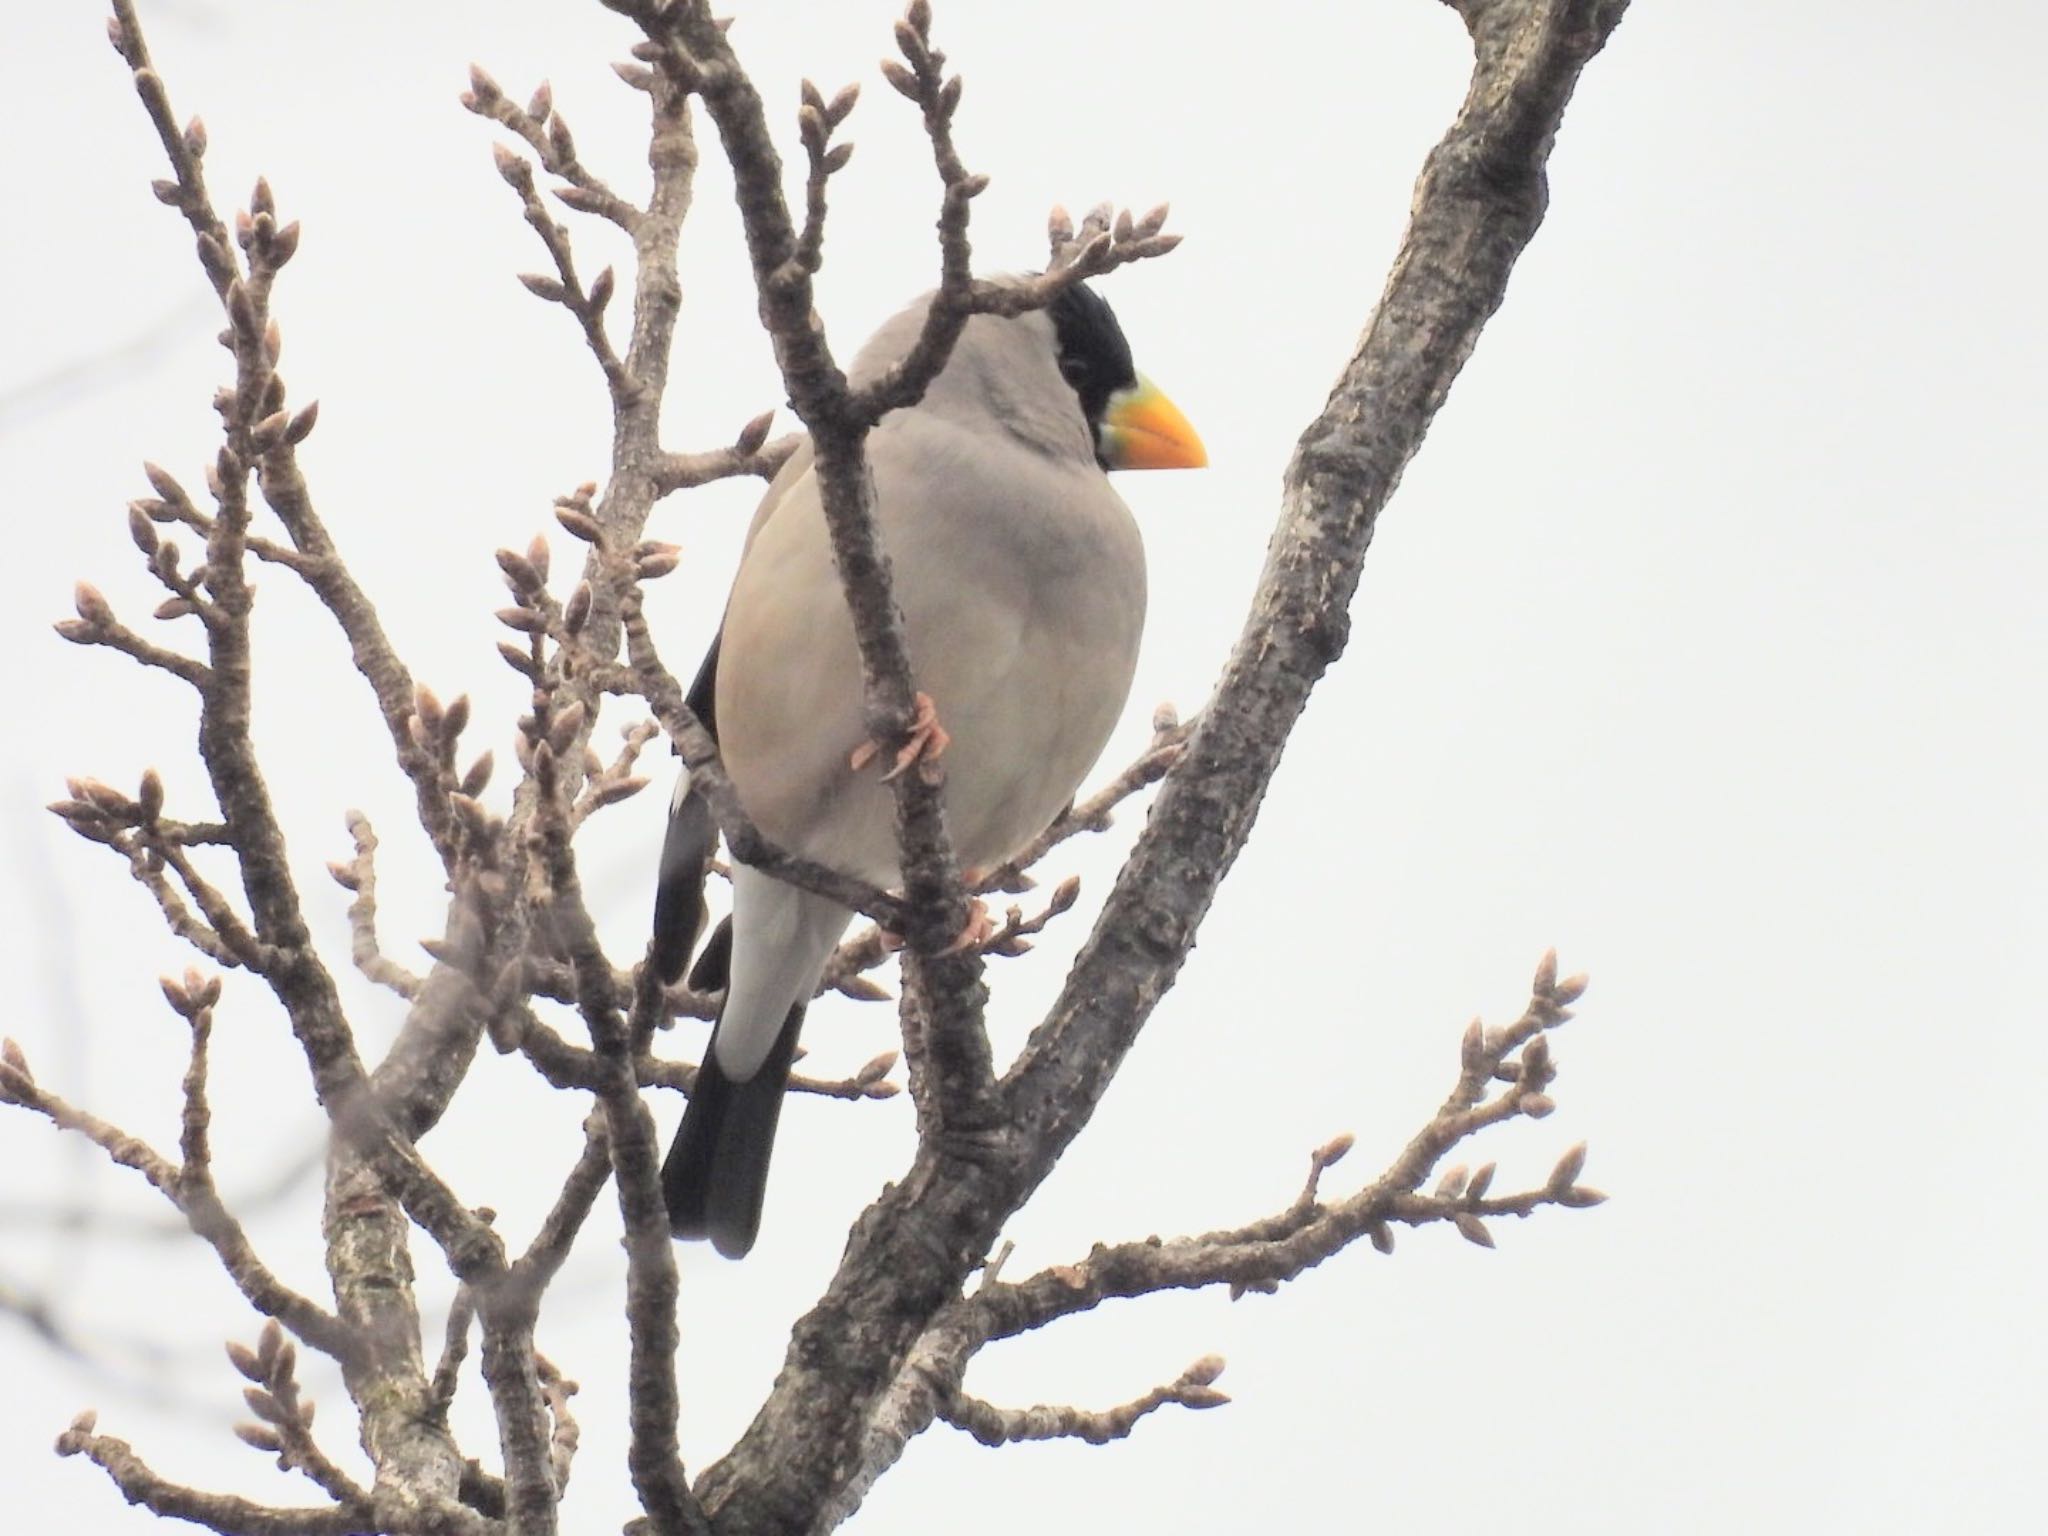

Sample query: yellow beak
[1099,375,1208,471]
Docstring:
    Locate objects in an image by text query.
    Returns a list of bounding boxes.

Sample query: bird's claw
[938,897,995,956]
[878,888,994,958]
[850,691,952,781]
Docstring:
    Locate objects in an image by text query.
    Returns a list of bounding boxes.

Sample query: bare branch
[526,750,704,1533]
[475,56,698,704]
[252,436,465,868]
[57,1412,372,1536]
[815,956,1598,1515]
[53,583,211,687]
[698,2,1632,1523]
[535,1353,582,1497]
[569,718,660,828]
[106,1,243,302]
[330,812,424,999]
[426,1287,477,1426]
[505,1004,899,1103]
[942,1354,1228,1446]
[227,1320,372,1508]
[153,836,268,964]
[41,794,253,966]
[462,66,640,230]
[0,1032,352,1362]
[975,955,1599,1332]
[482,134,632,400]
[506,1113,613,1301]
[128,470,311,573]
[3,1041,180,1202]
[623,0,1007,1168]
[477,1304,557,1535]
[102,14,505,1282]
[649,427,801,496]
[792,76,861,277]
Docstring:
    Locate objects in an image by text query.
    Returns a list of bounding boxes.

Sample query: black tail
[662,1004,805,1258]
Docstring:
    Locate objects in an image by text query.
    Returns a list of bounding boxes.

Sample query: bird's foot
[938,897,996,956]
[878,879,992,957]
[849,692,952,782]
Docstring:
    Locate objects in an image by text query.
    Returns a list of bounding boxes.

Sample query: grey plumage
[657,283,1198,1257]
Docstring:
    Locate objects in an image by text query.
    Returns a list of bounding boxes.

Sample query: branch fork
[25,2,1630,1532]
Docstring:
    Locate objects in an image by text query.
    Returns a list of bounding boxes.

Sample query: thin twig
[329,812,424,999]
[535,1352,582,1496]
[649,428,801,496]
[942,1354,1228,1446]
[505,1114,614,1304]
[976,955,1599,1335]
[463,68,640,230]
[0,1032,353,1362]
[226,1320,372,1508]
[53,591,212,686]
[57,1413,374,1536]
[528,748,703,1534]
[426,1286,476,1426]
[818,958,1600,1521]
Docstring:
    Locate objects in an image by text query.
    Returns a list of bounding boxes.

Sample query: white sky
[4,1,2043,1531]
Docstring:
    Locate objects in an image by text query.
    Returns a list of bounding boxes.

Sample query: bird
[652,278,1205,1257]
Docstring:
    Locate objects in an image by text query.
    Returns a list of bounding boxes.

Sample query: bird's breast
[717,419,1146,887]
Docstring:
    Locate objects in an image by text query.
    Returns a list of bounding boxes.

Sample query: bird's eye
[1058,354,1089,386]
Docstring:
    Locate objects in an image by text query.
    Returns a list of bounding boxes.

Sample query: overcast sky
[4,2,2043,1531]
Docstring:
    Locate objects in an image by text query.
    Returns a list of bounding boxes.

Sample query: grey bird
[653,280,1205,1258]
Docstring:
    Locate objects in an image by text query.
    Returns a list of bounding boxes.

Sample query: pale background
[4,1,2042,1531]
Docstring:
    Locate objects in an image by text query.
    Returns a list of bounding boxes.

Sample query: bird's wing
[649,635,722,983]
[648,437,817,985]
[663,299,1154,1256]
[717,410,1145,888]
[702,412,1144,1090]
[742,436,814,552]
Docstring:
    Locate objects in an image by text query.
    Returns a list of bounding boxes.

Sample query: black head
[1047,282,1139,467]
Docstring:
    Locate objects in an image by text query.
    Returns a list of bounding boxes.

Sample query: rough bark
[19,1,1628,1531]
[694,1,1631,1528]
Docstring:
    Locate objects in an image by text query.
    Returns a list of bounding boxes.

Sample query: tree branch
[329,812,425,999]
[978,955,1599,1336]
[619,591,908,930]
[227,1320,373,1510]
[649,428,801,496]
[0,1024,355,1363]
[940,1354,1228,1447]
[53,582,211,687]
[527,750,705,1534]
[44,4,1634,1533]
[696,2,1631,1528]
[815,955,1597,1511]
[617,4,994,1118]
[57,1412,372,1536]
